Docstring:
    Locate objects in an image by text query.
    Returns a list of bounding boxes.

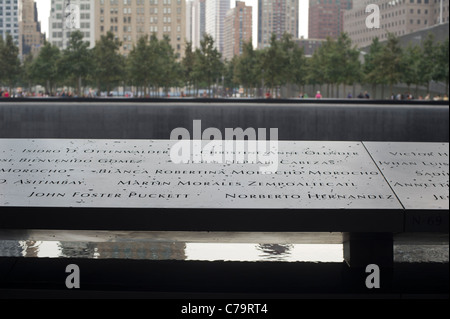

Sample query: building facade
[223,1,252,60]
[19,0,44,57]
[95,0,186,56]
[205,0,230,54]
[308,0,353,40]
[258,0,299,49]
[0,0,19,45]
[295,37,326,57]
[344,0,449,48]
[48,0,95,49]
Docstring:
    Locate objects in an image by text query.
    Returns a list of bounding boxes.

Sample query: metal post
[343,232,394,268]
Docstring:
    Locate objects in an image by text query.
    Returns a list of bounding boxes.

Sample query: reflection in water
[59,242,96,259]
[91,242,187,260]
[0,232,447,263]
[0,240,22,257]
[3,240,447,262]
[0,240,343,262]
[257,244,294,261]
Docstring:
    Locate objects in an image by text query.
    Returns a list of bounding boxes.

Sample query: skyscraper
[258,0,299,49]
[0,0,20,45]
[223,1,252,60]
[186,0,205,49]
[48,0,95,50]
[95,0,186,56]
[344,0,449,48]
[308,0,353,40]
[19,0,45,57]
[186,0,193,43]
[205,0,230,54]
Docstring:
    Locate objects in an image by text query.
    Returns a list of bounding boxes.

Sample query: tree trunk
[78,76,82,96]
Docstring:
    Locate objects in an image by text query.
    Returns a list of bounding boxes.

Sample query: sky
[35,0,309,46]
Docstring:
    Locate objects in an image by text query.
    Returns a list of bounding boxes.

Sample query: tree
[289,45,307,95]
[127,35,153,96]
[194,34,223,97]
[92,31,124,95]
[29,41,62,95]
[402,44,422,97]
[336,33,361,98]
[19,53,35,92]
[418,33,437,94]
[259,34,284,96]
[58,30,92,95]
[158,35,182,96]
[147,33,163,96]
[433,37,449,96]
[234,40,259,96]
[181,41,196,96]
[364,37,384,98]
[376,33,404,97]
[224,56,238,97]
[0,34,21,90]
[307,37,336,97]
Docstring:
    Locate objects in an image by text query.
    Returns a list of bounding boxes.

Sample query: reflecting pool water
[0,231,447,263]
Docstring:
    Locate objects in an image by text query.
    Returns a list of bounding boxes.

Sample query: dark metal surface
[0,101,448,142]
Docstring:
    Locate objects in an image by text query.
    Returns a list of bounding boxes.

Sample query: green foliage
[127,35,152,91]
[290,45,307,87]
[307,37,335,87]
[224,56,238,94]
[259,34,284,93]
[402,44,422,89]
[194,34,223,96]
[7,29,450,98]
[91,31,124,94]
[234,40,259,96]
[419,33,438,91]
[58,31,92,95]
[181,41,196,89]
[376,33,404,94]
[364,37,384,86]
[28,41,61,94]
[0,34,21,89]
[337,33,362,86]
[432,37,449,94]
[158,35,183,95]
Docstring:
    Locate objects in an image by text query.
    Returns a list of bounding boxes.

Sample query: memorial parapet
[364,142,449,232]
[0,139,448,232]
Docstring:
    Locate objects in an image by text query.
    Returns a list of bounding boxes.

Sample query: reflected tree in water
[256,244,294,260]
